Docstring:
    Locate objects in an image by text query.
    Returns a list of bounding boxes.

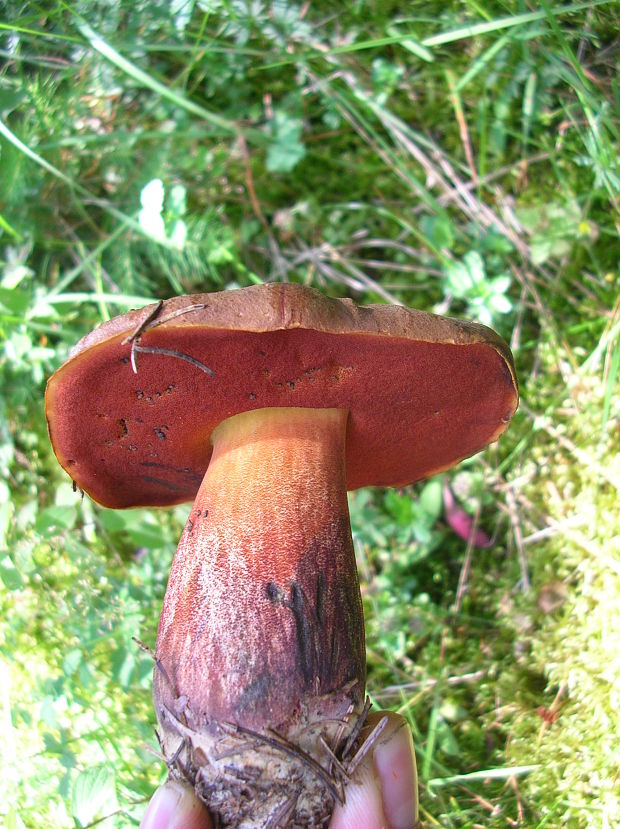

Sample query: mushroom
[45,283,518,828]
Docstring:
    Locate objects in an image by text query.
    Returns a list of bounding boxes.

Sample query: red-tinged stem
[153,407,366,827]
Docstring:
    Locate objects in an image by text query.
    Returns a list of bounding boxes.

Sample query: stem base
[156,682,367,828]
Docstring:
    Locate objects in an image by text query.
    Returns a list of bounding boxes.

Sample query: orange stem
[154,407,365,732]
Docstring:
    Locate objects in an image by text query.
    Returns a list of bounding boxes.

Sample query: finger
[140,780,212,829]
[330,711,418,829]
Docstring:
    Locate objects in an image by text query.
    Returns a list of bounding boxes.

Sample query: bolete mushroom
[45,283,518,828]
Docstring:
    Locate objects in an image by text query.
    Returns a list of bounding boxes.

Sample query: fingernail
[374,722,419,829]
[140,781,196,829]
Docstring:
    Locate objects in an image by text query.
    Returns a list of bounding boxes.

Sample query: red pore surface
[45,285,518,508]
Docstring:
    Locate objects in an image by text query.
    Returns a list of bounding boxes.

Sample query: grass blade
[74,20,265,143]
[421,1,612,47]
[428,765,539,788]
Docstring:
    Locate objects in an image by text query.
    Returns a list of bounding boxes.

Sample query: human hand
[140,712,418,829]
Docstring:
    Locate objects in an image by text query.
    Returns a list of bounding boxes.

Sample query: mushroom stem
[153,407,366,827]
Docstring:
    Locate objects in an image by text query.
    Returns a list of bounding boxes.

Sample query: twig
[452,499,484,614]
[505,484,530,592]
[346,715,388,776]
[122,300,163,372]
[135,304,208,334]
[122,300,164,344]
[446,69,478,187]
[132,635,156,658]
[220,722,344,805]
[59,218,121,294]
[340,696,371,761]
[319,736,349,779]
[133,636,177,697]
[121,301,215,376]
[238,133,288,282]
[377,668,487,697]
[329,700,355,764]
[265,792,301,828]
[132,344,214,376]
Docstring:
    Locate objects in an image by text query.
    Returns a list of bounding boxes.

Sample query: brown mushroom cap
[45,283,518,509]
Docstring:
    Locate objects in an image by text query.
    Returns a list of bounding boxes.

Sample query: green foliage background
[1,2,618,827]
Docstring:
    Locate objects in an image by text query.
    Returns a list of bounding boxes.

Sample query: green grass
[1,2,619,827]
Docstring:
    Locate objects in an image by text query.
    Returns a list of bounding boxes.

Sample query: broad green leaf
[462,251,485,285]
[97,508,128,533]
[72,765,117,827]
[40,695,58,729]
[0,286,30,313]
[445,251,486,297]
[491,274,512,294]
[490,292,513,314]
[420,213,454,249]
[266,112,306,173]
[419,479,443,521]
[140,178,165,212]
[35,505,77,537]
[0,89,28,118]
[0,481,10,548]
[127,522,173,549]
[436,719,461,756]
[168,183,187,215]
[62,648,82,676]
[139,178,166,242]
[63,536,95,563]
[169,218,187,249]
[0,554,23,590]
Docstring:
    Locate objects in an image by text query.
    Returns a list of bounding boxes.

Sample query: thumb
[140,780,212,829]
[330,711,418,829]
